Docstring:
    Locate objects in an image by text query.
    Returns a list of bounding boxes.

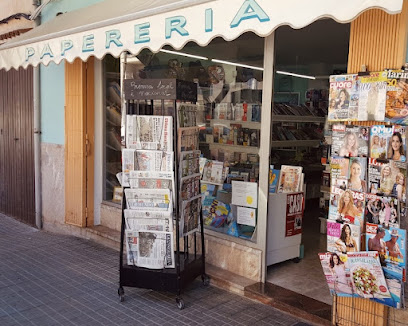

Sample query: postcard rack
[118,79,209,309]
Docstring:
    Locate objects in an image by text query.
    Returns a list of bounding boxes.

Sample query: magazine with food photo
[347,252,392,304]
[347,157,367,193]
[327,221,361,254]
[318,252,353,296]
[277,165,303,193]
[384,69,408,125]
[328,74,359,121]
[370,125,393,159]
[387,125,406,162]
[358,71,388,121]
[328,186,365,228]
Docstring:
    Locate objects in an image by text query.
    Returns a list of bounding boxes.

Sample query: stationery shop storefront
[1,0,406,323]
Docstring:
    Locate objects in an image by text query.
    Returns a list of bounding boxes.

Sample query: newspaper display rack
[118,79,209,309]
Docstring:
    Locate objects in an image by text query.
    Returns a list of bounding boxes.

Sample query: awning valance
[0,0,403,71]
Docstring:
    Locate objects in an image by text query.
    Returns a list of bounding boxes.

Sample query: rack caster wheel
[176,297,185,310]
[292,257,301,263]
[118,287,125,302]
[201,274,210,286]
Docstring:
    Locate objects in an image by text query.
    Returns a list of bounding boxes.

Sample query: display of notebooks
[347,252,392,304]
[177,103,197,128]
[387,125,406,162]
[331,124,369,157]
[370,125,393,159]
[365,194,400,228]
[330,156,349,189]
[347,157,367,193]
[327,221,361,254]
[358,72,387,121]
[328,74,359,121]
[384,69,408,125]
[135,150,173,172]
[328,186,365,228]
[318,252,353,296]
[127,115,173,151]
[277,165,303,193]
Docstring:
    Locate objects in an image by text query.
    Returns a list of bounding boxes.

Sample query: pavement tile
[0,213,304,325]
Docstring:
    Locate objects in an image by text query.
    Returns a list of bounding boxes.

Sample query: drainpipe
[33,3,42,229]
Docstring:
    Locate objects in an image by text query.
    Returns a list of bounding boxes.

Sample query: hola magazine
[328,74,359,121]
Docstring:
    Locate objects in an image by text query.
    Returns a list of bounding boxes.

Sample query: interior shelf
[272,115,326,123]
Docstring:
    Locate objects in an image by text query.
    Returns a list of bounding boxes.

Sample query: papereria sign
[0,0,402,70]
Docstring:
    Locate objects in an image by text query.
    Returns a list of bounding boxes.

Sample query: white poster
[237,206,256,227]
[231,181,258,208]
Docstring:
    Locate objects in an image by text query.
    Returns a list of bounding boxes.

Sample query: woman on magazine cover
[336,89,350,110]
[370,135,382,159]
[387,132,406,162]
[329,253,352,294]
[337,189,362,226]
[335,224,358,253]
[392,172,406,202]
[339,132,358,157]
[347,159,367,192]
[367,199,380,224]
[379,164,394,195]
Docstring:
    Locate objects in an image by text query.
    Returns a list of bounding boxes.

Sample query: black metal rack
[118,79,209,309]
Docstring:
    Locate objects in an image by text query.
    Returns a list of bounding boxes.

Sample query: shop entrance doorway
[64,58,95,227]
[266,19,350,306]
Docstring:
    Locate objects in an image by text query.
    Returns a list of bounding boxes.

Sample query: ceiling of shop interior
[275,19,350,68]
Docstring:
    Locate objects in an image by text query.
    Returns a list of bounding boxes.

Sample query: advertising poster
[285,192,304,237]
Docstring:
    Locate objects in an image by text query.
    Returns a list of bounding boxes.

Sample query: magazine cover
[277,165,303,193]
[365,194,400,228]
[330,156,349,189]
[332,125,368,157]
[384,69,408,125]
[328,74,359,121]
[327,221,361,253]
[347,252,392,304]
[202,196,231,228]
[269,166,280,194]
[135,150,173,172]
[179,150,201,178]
[180,173,201,202]
[328,186,365,227]
[202,160,225,184]
[368,158,406,199]
[370,125,393,159]
[177,127,199,155]
[318,252,353,296]
[358,72,388,121]
[387,125,406,162]
[347,157,367,193]
[177,103,197,128]
[382,264,405,308]
[180,195,202,237]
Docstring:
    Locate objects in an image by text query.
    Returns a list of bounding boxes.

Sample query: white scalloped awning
[0,0,403,71]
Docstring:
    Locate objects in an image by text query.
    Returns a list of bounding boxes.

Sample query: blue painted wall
[40,0,105,144]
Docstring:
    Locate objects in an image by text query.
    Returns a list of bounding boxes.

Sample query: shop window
[122,32,264,240]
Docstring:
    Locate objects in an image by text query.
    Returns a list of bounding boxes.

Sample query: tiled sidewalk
[0,214,310,326]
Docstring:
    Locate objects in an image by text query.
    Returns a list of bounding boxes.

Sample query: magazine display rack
[118,79,209,309]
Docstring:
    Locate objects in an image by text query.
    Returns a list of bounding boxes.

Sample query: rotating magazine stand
[118,79,209,309]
